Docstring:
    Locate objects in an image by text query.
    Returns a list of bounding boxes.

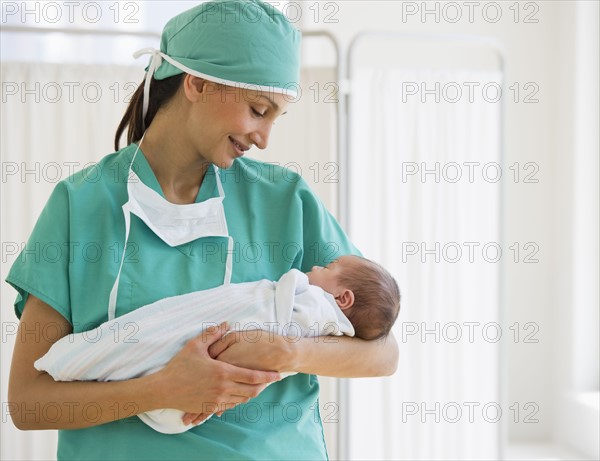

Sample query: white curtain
[347,68,502,460]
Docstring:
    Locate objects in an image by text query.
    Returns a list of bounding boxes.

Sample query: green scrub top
[6,143,361,461]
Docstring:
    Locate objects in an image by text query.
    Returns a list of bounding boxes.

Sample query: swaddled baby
[35,255,400,433]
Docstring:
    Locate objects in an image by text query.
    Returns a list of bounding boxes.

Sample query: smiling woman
[5,1,398,460]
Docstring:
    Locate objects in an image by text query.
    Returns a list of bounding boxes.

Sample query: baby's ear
[336,289,355,310]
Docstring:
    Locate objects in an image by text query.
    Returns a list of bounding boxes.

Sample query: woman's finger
[207,330,237,359]
[215,402,239,417]
[193,322,229,352]
[182,412,197,425]
[220,360,281,386]
[191,413,210,426]
[182,386,264,424]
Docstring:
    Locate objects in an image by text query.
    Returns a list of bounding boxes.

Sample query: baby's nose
[311,265,322,272]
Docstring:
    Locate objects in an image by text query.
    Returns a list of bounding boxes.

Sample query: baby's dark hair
[338,256,401,341]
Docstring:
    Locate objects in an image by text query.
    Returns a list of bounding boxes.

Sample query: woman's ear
[336,289,355,310]
[183,75,209,102]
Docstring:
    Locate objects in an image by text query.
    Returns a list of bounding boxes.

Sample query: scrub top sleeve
[296,176,362,272]
[5,181,72,324]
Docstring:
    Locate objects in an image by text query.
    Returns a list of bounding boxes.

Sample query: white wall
[554,1,599,459]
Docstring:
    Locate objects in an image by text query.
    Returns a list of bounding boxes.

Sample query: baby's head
[307,255,401,340]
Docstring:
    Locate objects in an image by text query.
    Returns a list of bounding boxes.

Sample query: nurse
[7,1,399,459]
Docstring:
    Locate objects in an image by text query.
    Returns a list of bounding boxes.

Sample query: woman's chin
[220,158,236,169]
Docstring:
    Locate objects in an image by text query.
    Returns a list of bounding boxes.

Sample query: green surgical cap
[136,0,301,96]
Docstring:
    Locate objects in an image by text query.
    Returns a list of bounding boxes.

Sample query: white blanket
[35,269,354,433]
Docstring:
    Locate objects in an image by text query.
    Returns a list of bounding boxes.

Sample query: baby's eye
[251,108,265,117]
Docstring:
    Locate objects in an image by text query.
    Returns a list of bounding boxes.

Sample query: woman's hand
[153,323,281,426]
[208,328,399,379]
[208,329,297,372]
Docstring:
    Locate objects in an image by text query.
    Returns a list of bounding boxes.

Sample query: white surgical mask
[108,134,233,320]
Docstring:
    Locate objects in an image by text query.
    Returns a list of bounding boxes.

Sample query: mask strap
[108,203,132,321]
[214,165,225,198]
[133,48,163,132]
[224,237,233,285]
[129,131,146,173]
[213,165,233,285]
[107,136,146,320]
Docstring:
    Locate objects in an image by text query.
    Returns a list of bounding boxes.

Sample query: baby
[306,255,400,340]
[35,255,400,433]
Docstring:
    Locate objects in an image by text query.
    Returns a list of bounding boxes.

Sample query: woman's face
[185,77,290,168]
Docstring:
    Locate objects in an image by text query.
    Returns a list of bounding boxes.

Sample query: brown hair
[338,257,401,341]
[114,74,185,151]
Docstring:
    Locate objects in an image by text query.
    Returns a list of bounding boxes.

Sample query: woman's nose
[250,122,274,150]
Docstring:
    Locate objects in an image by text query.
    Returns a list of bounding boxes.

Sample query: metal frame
[341,30,506,461]
[1,24,161,38]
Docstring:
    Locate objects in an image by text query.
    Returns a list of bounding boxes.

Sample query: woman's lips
[229,137,249,156]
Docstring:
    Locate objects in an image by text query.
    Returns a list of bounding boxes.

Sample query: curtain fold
[347,68,502,460]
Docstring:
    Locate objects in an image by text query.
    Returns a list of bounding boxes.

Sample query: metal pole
[0,24,161,39]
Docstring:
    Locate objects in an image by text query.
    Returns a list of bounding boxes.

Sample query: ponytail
[114,74,185,151]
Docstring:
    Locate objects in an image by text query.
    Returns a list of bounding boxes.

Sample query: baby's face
[306,256,355,295]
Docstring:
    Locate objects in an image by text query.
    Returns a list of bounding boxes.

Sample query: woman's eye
[251,108,265,117]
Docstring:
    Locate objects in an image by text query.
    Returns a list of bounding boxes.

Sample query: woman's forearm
[9,370,165,430]
[290,332,399,378]
[8,295,169,430]
[10,297,279,431]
